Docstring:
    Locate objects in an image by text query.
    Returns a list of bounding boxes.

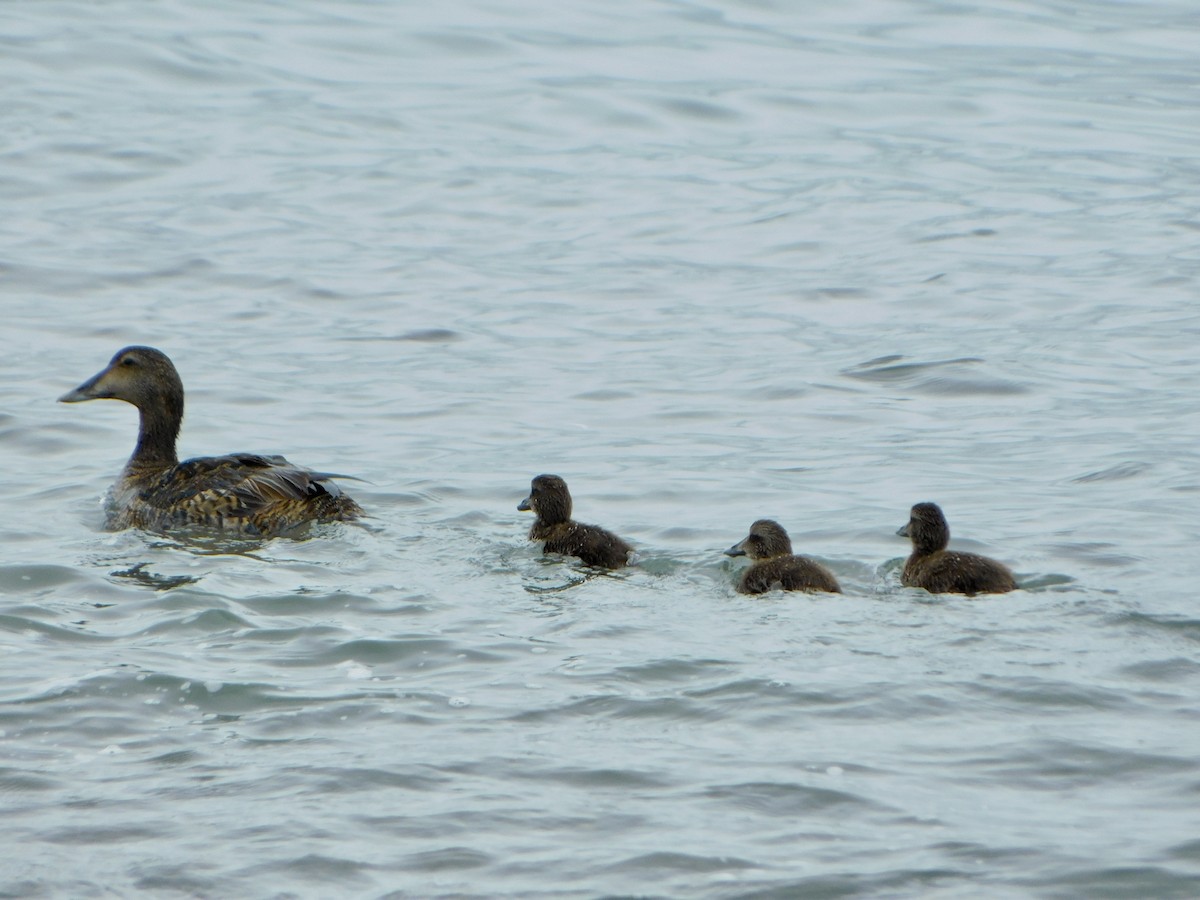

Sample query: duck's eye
[120,357,138,367]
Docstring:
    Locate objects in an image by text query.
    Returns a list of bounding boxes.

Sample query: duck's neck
[531,499,572,538]
[913,533,949,555]
[530,518,572,540]
[129,403,181,472]
[538,495,572,528]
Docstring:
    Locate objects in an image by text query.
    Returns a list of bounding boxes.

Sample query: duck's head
[59,346,184,420]
[726,519,792,561]
[518,474,572,524]
[898,502,950,553]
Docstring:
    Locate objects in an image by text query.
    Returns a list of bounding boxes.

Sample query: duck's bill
[58,369,112,403]
[517,497,531,511]
[896,523,910,537]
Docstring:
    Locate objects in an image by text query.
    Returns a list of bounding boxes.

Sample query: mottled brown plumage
[898,502,1016,596]
[725,519,841,594]
[59,346,361,536]
[518,474,632,569]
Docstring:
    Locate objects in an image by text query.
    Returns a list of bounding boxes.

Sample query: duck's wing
[135,453,361,532]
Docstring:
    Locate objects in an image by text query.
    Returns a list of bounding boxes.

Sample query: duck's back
[534,520,632,570]
[112,452,361,535]
[738,555,841,595]
[902,549,1015,596]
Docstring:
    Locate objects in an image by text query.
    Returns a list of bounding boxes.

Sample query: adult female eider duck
[59,346,362,536]
[517,474,633,569]
[897,502,1016,596]
[725,519,841,594]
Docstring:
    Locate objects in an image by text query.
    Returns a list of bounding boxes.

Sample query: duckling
[518,474,633,569]
[725,519,841,594]
[897,502,1016,596]
[59,346,362,536]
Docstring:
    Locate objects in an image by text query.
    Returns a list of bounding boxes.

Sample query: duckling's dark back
[539,520,633,570]
[902,551,1016,596]
[737,556,841,595]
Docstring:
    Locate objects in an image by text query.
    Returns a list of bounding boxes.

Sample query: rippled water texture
[3,0,1200,896]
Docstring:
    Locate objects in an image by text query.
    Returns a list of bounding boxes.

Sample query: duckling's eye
[120,357,138,367]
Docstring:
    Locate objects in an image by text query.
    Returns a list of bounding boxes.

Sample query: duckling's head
[726,519,793,561]
[518,474,572,525]
[898,502,950,553]
[59,346,184,420]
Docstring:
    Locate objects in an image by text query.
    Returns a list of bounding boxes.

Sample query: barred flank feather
[111,453,362,535]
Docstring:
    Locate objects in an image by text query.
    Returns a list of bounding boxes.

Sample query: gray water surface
[3,1,1200,897]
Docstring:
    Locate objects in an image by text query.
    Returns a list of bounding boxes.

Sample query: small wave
[704,780,884,815]
[1072,461,1151,483]
[842,355,1028,395]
